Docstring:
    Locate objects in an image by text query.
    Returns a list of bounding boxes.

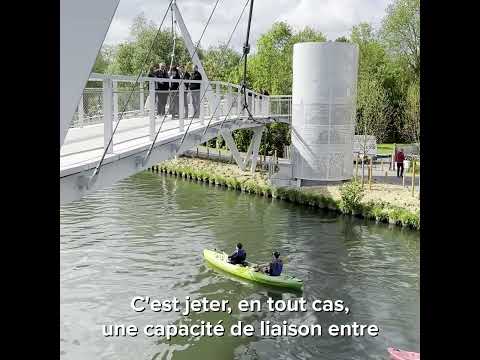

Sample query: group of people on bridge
[147,63,272,121]
[148,63,202,119]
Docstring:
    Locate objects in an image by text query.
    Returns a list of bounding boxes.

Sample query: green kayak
[203,249,303,291]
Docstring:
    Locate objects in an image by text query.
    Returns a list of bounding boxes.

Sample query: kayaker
[228,243,246,265]
[255,251,283,276]
[267,251,283,276]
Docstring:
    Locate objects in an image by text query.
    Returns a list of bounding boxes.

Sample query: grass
[377,143,412,155]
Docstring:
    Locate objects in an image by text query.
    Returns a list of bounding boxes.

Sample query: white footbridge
[61,74,291,204]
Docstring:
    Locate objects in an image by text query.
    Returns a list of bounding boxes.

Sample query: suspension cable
[142,0,221,166]
[169,4,176,73]
[88,0,173,186]
[241,0,255,115]
[180,0,250,147]
[200,0,250,137]
[201,54,245,138]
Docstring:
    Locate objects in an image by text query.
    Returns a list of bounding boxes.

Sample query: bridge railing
[71,73,279,129]
[268,95,292,120]
[65,73,293,155]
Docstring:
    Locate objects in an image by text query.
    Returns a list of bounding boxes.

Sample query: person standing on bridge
[179,64,190,118]
[146,65,158,110]
[169,66,180,118]
[155,63,169,116]
[190,65,202,118]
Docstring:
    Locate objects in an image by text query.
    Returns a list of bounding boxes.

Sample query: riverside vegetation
[156,157,419,230]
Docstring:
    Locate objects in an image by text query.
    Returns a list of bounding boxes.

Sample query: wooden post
[207,146,209,159]
[361,154,365,186]
[368,157,372,190]
[412,160,416,196]
[392,143,396,171]
[196,147,199,157]
[381,158,383,172]
[402,168,405,187]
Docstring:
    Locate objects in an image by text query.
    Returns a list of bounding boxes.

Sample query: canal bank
[155,157,420,230]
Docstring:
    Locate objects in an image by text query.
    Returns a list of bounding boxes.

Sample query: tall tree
[107,13,196,76]
[380,0,420,79]
[356,75,390,183]
[404,79,420,148]
[203,43,242,82]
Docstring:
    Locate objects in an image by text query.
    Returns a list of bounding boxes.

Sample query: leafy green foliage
[380,0,420,79]
[339,181,365,214]
[107,13,197,76]
[203,43,242,82]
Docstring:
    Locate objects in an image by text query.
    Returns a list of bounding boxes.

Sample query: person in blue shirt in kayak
[228,243,246,265]
[255,251,283,276]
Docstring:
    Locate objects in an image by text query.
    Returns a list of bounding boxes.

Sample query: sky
[104,0,392,52]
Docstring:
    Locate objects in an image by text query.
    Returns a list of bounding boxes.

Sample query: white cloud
[103,0,391,51]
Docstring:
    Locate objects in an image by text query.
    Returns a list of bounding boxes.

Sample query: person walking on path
[395,148,405,177]
[190,65,202,118]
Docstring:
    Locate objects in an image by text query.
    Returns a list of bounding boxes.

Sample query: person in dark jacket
[178,64,190,118]
[169,66,180,118]
[228,243,246,265]
[148,65,158,79]
[155,63,169,116]
[255,251,283,276]
[147,65,158,109]
[190,65,202,118]
[267,251,283,276]
[395,148,405,177]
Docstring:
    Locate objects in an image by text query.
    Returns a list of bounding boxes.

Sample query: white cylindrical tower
[291,42,359,182]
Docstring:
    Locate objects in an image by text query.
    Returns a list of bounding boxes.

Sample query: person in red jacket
[395,148,405,177]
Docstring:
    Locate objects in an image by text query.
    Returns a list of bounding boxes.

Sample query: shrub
[399,210,420,229]
[339,180,364,214]
[275,187,287,200]
[388,206,404,225]
[216,176,226,186]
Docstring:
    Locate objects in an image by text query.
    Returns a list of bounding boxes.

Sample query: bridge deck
[60,114,275,178]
